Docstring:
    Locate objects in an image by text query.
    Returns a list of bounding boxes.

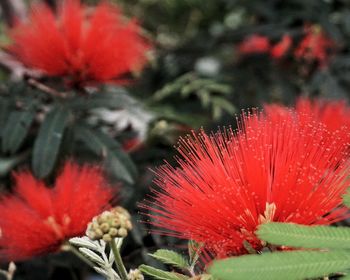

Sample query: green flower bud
[87,206,133,241]
[102,234,112,242]
[128,269,144,280]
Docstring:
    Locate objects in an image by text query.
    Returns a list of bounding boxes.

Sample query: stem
[110,239,128,280]
[243,240,257,254]
[27,78,68,98]
[62,243,95,268]
[266,243,278,252]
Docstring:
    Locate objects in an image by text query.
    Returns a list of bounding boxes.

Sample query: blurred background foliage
[0,0,350,279]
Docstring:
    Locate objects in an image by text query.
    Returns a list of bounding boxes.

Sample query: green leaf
[188,240,203,269]
[212,103,222,120]
[205,83,232,95]
[341,274,350,280]
[211,97,236,115]
[0,151,30,176]
[0,98,10,129]
[153,73,194,101]
[67,87,138,110]
[139,265,189,280]
[343,187,350,208]
[2,110,35,154]
[209,250,350,280]
[32,106,70,178]
[198,89,211,108]
[257,222,350,249]
[74,124,137,184]
[149,249,189,269]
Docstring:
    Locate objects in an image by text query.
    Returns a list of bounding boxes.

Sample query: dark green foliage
[2,108,35,154]
[74,124,137,184]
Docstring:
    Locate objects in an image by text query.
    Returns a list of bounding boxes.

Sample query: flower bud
[87,207,133,241]
[127,269,144,280]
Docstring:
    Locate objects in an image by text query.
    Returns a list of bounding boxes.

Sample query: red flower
[122,137,143,152]
[0,162,114,261]
[294,25,335,67]
[142,112,350,258]
[270,35,292,59]
[264,98,350,134]
[8,0,150,86]
[238,34,270,55]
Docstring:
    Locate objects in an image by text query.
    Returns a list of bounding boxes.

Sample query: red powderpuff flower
[294,25,335,67]
[238,34,270,55]
[8,0,150,86]
[0,162,114,261]
[141,112,350,259]
[270,35,292,59]
[264,98,350,134]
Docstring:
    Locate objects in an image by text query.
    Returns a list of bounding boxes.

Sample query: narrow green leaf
[212,104,222,120]
[67,87,138,110]
[188,240,203,268]
[149,249,189,269]
[32,106,70,178]
[257,222,350,249]
[2,110,35,154]
[0,151,30,176]
[211,97,236,115]
[0,98,10,129]
[8,81,27,96]
[139,265,189,280]
[209,250,350,280]
[205,83,232,95]
[343,187,350,208]
[198,89,211,108]
[74,124,137,184]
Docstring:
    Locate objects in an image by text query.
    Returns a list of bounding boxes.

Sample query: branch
[0,51,41,80]
[27,78,68,99]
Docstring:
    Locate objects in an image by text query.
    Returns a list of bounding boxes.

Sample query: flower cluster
[0,162,113,261]
[128,269,144,280]
[238,24,335,67]
[87,206,132,242]
[270,35,293,59]
[142,110,350,258]
[295,25,335,67]
[238,34,271,55]
[8,0,150,86]
[238,34,292,58]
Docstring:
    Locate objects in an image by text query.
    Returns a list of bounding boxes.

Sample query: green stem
[110,239,128,280]
[63,243,95,268]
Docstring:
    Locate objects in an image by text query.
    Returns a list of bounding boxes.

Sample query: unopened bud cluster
[87,207,132,242]
[127,269,144,280]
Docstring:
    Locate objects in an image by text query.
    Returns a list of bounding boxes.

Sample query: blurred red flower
[264,98,350,133]
[8,0,150,86]
[122,137,143,152]
[238,34,270,55]
[294,25,335,67]
[142,112,350,258]
[0,162,113,261]
[271,35,292,59]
